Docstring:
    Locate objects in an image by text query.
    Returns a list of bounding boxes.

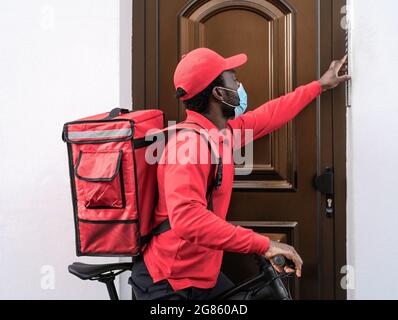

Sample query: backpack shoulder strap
[175,121,223,193]
[140,122,223,247]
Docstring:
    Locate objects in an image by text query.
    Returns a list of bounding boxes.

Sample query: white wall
[347,0,398,300]
[0,0,131,299]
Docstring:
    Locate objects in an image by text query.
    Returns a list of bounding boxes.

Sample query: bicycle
[68,254,294,300]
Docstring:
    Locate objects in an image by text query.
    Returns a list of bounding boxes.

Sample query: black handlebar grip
[272,255,296,270]
[256,254,295,271]
[273,255,286,267]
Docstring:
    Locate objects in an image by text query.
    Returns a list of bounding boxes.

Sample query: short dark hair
[175,74,225,114]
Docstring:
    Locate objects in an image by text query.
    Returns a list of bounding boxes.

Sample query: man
[129,48,351,300]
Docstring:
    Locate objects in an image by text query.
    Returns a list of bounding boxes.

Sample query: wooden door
[132,0,347,300]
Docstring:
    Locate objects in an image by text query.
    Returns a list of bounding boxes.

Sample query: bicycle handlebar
[255,254,295,270]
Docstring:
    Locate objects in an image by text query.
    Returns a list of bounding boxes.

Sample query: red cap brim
[224,53,248,70]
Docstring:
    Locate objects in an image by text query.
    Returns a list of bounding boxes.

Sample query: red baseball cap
[174,47,247,101]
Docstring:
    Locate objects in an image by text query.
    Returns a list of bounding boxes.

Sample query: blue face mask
[218,83,248,118]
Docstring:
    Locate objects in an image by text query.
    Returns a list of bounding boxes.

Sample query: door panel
[133,0,347,299]
[179,0,296,190]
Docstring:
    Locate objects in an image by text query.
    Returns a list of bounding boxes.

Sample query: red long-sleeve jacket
[143,80,323,291]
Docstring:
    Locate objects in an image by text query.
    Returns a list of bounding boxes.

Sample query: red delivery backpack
[62,108,222,257]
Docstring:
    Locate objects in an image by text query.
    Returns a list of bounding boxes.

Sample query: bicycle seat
[68,262,133,280]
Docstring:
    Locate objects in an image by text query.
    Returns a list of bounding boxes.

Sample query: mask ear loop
[217,86,237,93]
[215,85,239,108]
[216,82,241,93]
[221,100,238,108]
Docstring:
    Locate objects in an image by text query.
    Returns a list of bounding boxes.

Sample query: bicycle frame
[68,254,292,300]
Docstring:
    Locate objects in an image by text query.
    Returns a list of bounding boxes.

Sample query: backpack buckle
[215,157,223,189]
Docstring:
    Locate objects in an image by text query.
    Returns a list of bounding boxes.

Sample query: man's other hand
[264,240,303,277]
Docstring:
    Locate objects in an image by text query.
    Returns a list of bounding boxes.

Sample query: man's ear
[212,86,224,102]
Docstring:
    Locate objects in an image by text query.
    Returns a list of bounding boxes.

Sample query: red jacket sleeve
[161,134,270,255]
[228,80,322,149]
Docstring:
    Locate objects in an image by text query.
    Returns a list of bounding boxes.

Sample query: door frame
[132,0,347,300]
[330,0,347,300]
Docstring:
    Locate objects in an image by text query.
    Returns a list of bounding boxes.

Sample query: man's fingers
[331,55,348,74]
[337,55,349,71]
[288,253,303,278]
[266,242,303,277]
[293,260,302,277]
[277,251,302,277]
[328,55,348,73]
[338,74,352,82]
[337,54,348,69]
[284,266,295,274]
[271,261,283,274]
[329,60,338,69]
